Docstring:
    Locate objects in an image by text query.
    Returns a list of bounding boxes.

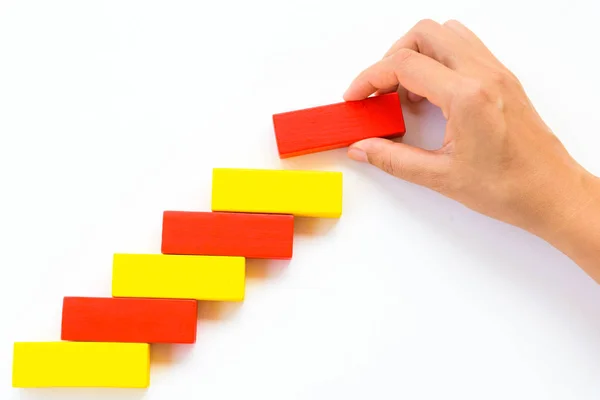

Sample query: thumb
[348,138,448,188]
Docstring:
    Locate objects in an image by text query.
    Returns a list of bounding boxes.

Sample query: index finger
[343,48,461,113]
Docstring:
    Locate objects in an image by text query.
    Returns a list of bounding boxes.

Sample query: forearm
[536,170,600,282]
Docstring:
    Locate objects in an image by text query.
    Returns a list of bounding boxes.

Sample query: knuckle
[455,69,521,108]
[486,69,516,88]
[456,78,496,106]
[357,64,372,79]
[410,27,427,44]
[377,153,402,177]
[409,19,437,43]
[392,48,415,65]
[443,19,462,28]
[356,69,369,82]
[374,151,446,188]
[354,67,375,87]
[415,18,438,30]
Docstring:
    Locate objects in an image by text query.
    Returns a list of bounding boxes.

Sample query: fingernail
[348,146,368,163]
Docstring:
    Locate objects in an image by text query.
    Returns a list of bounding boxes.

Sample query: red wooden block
[272,92,405,158]
[161,211,293,259]
[61,297,197,344]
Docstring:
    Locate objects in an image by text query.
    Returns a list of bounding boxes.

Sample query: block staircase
[12,167,343,388]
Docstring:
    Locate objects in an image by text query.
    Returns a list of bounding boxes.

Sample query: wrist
[529,167,600,279]
[510,158,597,241]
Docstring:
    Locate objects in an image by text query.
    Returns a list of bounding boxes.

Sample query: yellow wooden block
[112,253,245,301]
[12,342,149,388]
[211,168,343,218]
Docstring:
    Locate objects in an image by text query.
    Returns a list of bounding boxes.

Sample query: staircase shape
[12,167,343,388]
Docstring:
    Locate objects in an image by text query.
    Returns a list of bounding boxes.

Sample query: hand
[345,19,600,279]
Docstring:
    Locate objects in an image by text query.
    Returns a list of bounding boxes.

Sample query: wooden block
[61,297,198,344]
[211,168,342,218]
[273,93,405,158]
[112,253,245,301]
[162,211,294,259]
[12,342,149,388]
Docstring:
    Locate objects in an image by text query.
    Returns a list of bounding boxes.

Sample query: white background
[1,0,600,399]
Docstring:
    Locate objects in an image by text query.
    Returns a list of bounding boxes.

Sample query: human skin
[344,19,600,282]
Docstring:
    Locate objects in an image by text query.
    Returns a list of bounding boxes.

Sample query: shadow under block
[61,297,198,344]
[12,342,150,388]
[112,253,245,301]
[272,92,406,158]
[162,211,294,259]
[211,168,343,218]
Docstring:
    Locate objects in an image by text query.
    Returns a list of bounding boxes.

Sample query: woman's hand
[345,19,600,280]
